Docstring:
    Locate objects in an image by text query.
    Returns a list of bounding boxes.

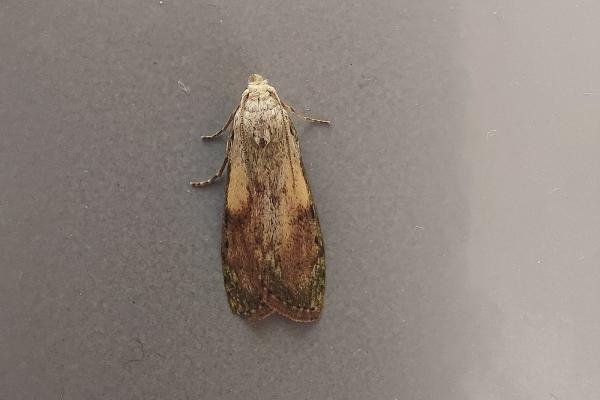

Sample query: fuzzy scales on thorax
[233,81,303,198]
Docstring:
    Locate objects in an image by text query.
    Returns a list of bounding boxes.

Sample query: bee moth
[191,74,329,322]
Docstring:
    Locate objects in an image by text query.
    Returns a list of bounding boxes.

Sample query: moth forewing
[191,74,329,322]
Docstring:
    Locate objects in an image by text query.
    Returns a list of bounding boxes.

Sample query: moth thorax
[253,127,272,148]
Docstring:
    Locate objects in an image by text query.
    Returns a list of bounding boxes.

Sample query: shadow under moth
[191,74,329,322]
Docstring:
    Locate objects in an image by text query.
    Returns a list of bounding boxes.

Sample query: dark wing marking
[221,130,273,320]
[260,120,326,322]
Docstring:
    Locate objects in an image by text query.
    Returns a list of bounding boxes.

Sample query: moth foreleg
[282,102,330,124]
[201,105,240,140]
[190,141,230,187]
[190,156,228,187]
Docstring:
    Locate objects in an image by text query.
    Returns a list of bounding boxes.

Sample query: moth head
[248,74,268,85]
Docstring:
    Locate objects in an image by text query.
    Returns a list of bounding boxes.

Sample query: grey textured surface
[1,1,599,399]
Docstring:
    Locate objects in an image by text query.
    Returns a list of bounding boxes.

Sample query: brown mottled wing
[261,120,326,322]
[221,130,273,320]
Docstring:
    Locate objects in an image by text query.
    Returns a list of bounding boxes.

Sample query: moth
[191,74,329,322]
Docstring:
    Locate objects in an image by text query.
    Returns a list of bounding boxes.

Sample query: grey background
[1,1,599,399]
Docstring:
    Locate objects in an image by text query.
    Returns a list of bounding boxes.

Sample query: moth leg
[201,105,240,140]
[282,102,330,124]
[190,141,230,187]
